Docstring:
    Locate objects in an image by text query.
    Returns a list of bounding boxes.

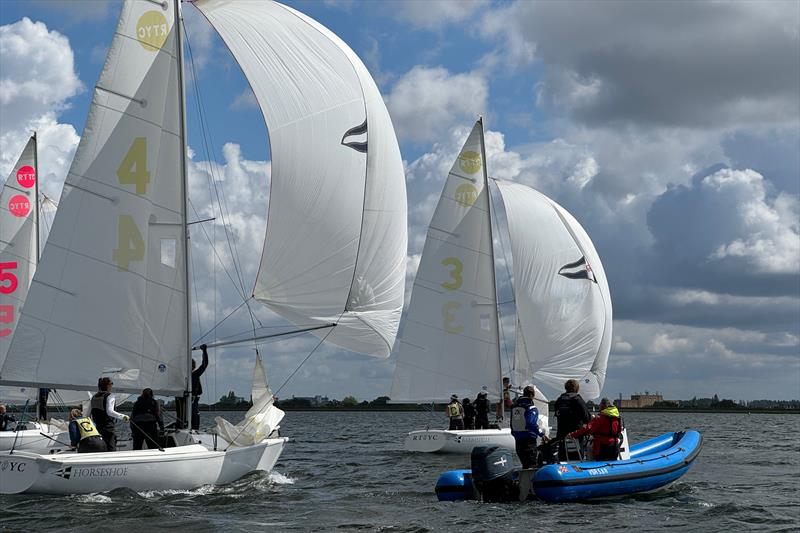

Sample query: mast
[478,117,504,408]
[175,0,193,425]
[32,132,40,263]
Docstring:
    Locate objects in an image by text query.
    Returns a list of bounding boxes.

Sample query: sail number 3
[113,138,149,271]
[441,257,464,334]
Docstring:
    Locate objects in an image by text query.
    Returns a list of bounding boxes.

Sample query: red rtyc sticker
[8,195,31,217]
[16,165,36,189]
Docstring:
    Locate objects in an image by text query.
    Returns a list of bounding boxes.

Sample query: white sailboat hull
[0,438,287,495]
[404,428,516,454]
[0,422,71,454]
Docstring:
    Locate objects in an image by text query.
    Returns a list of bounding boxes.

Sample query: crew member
[463,397,476,430]
[445,394,465,430]
[510,385,548,469]
[90,377,129,451]
[496,377,514,419]
[131,388,164,450]
[0,405,15,431]
[176,344,209,430]
[554,379,591,460]
[569,397,623,461]
[68,408,107,453]
[37,388,49,421]
[474,391,490,429]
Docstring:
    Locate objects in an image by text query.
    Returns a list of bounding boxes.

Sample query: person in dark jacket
[474,391,490,429]
[510,386,548,468]
[0,405,15,431]
[463,398,476,430]
[68,408,107,453]
[569,398,623,461]
[175,344,209,430]
[554,379,591,460]
[131,388,164,450]
[90,377,129,452]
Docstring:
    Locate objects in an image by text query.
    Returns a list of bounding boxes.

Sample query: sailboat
[0,0,405,495]
[0,134,85,453]
[391,119,611,454]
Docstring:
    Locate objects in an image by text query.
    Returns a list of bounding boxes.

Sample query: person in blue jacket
[510,385,549,469]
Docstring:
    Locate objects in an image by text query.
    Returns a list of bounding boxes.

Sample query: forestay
[496,181,611,399]
[0,137,37,369]
[390,122,502,402]
[1,0,189,395]
[194,0,407,357]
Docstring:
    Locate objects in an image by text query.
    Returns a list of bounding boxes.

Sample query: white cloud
[230,88,258,111]
[0,18,81,199]
[703,169,799,274]
[385,66,488,144]
[393,0,490,31]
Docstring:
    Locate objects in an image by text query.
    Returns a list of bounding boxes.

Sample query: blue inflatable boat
[435,430,702,503]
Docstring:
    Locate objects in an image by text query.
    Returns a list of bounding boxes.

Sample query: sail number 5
[0,262,18,337]
[114,138,149,271]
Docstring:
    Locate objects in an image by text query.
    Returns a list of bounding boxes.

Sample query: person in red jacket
[568,397,623,461]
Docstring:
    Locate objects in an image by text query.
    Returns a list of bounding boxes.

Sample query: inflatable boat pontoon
[435,430,702,503]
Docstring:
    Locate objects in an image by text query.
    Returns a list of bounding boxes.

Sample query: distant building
[616,391,665,408]
[292,395,330,407]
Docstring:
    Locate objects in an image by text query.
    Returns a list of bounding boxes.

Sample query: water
[2,411,798,532]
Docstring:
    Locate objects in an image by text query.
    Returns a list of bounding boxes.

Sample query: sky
[0,0,798,403]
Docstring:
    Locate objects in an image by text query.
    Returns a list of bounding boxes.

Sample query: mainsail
[0,136,37,370]
[390,121,502,402]
[496,180,612,399]
[0,0,189,395]
[194,0,407,357]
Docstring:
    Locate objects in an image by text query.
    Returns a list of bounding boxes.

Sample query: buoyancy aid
[75,416,101,440]
[510,397,543,439]
[90,391,114,432]
[446,401,463,418]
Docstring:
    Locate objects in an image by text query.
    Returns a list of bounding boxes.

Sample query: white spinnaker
[0,137,37,370]
[1,0,188,395]
[194,0,407,357]
[496,180,612,400]
[390,122,501,402]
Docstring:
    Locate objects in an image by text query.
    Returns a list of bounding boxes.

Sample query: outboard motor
[470,446,518,502]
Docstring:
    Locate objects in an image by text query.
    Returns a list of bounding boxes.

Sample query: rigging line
[192,296,252,345]
[187,197,247,302]
[183,22,249,300]
[272,321,339,397]
[222,323,338,452]
[189,233,204,351]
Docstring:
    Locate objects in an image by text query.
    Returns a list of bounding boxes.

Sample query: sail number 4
[0,262,18,337]
[113,138,149,271]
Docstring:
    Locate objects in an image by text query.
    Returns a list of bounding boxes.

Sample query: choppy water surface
[2,411,798,532]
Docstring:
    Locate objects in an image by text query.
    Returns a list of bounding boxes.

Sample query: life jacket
[90,391,114,432]
[595,407,623,439]
[510,397,540,438]
[74,416,101,440]
[446,402,462,418]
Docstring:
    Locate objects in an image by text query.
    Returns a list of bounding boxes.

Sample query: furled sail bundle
[194,0,407,357]
[0,137,37,370]
[390,121,502,402]
[496,181,612,399]
[213,353,285,446]
[1,0,189,395]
